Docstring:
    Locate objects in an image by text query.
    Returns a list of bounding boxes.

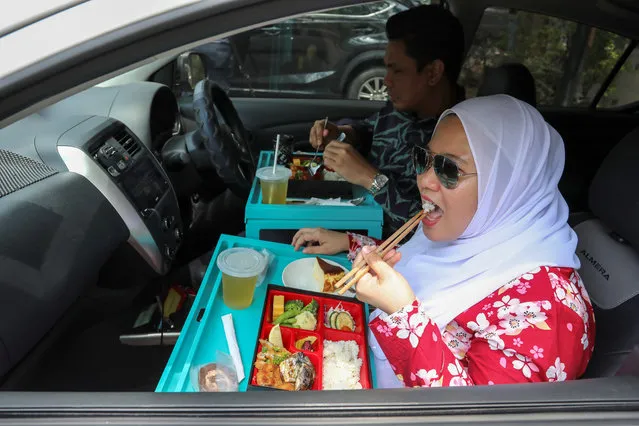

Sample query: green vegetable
[335,312,355,331]
[301,299,318,315]
[284,300,304,312]
[329,311,338,329]
[261,347,268,353]
[274,309,300,325]
[272,355,288,365]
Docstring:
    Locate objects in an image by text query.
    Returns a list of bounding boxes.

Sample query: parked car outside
[183,0,429,101]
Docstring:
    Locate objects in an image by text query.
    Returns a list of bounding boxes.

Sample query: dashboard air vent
[88,143,101,157]
[114,128,141,157]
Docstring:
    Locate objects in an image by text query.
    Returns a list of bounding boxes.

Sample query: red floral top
[347,234,596,387]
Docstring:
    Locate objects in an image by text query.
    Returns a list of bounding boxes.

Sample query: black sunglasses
[412,145,477,189]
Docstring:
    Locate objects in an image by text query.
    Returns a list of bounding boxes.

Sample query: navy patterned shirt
[344,102,437,238]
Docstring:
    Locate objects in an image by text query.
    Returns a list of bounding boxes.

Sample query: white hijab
[370,94,580,388]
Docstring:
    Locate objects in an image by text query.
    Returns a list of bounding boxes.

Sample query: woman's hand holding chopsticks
[351,246,402,271]
[334,210,426,295]
[354,246,416,315]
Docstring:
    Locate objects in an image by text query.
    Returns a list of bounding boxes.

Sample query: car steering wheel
[191,79,256,197]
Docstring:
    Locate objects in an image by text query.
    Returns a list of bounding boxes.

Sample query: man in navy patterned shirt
[299,5,465,247]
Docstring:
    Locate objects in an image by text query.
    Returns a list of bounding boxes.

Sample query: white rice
[422,200,435,213]
[322,340,363,390]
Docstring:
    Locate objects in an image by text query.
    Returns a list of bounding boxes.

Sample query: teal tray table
[156,234,377,392]
[245,151,383,240]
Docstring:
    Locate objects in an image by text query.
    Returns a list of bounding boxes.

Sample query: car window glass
[597,45,639,108]
[170,1,432,101]
[459,8,635,108]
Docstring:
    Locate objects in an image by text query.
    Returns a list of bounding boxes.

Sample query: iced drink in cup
[256,166,292,204]
[217,247,266,309]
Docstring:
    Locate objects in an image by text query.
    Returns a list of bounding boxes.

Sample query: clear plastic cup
[217,248,266,310]
[256,166,292,204]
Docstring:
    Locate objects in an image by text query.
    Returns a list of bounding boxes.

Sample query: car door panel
[232,98,383,151]
[1,376,639,424]
[0,171,128,378]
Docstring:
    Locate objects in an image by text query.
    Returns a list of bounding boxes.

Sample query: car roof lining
[455,0,639,41]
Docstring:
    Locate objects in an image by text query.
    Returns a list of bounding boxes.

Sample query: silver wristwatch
[369,173,389,195]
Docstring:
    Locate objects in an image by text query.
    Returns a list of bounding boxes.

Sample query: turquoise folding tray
[244,151,384,240]
[156,234,377,392]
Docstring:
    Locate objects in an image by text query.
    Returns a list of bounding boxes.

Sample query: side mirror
[176,52,207,90]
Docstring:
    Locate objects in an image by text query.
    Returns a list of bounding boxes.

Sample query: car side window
[597,46,639,108]
[459,8,638,108]
[170,1,433,101]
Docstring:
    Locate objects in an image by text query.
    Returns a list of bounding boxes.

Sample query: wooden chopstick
[335,211,425,295]
[349,209,424,271]
[334,210,426,295]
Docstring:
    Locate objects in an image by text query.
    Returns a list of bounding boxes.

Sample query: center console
[90,124,182,253]
[57,117,182,274]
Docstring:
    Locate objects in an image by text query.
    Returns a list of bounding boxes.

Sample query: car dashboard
[57,116,182,274]
[0,81,184,276]
[0,81,190,378]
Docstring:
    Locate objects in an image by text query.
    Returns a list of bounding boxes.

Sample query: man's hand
[323,140,377,188]
[310,120,339,150]
[292,228,350,255]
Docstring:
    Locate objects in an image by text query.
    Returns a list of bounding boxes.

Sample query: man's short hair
[386,5,465,83]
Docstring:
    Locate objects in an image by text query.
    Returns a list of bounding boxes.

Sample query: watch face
[376,174,389,187]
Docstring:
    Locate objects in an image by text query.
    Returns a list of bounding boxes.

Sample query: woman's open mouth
[422,199,443,227]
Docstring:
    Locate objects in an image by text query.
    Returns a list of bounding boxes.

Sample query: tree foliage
[459,9,634,107]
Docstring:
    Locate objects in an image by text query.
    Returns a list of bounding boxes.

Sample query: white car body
[0,0,356,128]
[0,0,200,80]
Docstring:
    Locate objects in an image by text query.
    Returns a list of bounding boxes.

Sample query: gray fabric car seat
[572,127,639,378]
[477,62,537,107]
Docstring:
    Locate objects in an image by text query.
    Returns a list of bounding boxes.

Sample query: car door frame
[1,377,639,424]
[2,0,639,422]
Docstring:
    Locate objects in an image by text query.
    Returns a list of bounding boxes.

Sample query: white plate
[281,257,355,298]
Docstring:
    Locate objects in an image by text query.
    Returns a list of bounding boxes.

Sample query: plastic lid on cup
[256,166,292,182]
[217,247,266,278]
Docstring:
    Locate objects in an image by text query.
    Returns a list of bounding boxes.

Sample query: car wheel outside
[346,67,388,101]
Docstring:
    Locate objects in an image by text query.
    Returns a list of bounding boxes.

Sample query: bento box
[289,154,323,181]
[249,284,372,391]
[286,154,353,199]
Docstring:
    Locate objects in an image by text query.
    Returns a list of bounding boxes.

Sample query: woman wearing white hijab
[295,95,595,387]
[352,95,595,387]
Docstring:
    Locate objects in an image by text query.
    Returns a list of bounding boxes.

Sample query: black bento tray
[287,180,354,200]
